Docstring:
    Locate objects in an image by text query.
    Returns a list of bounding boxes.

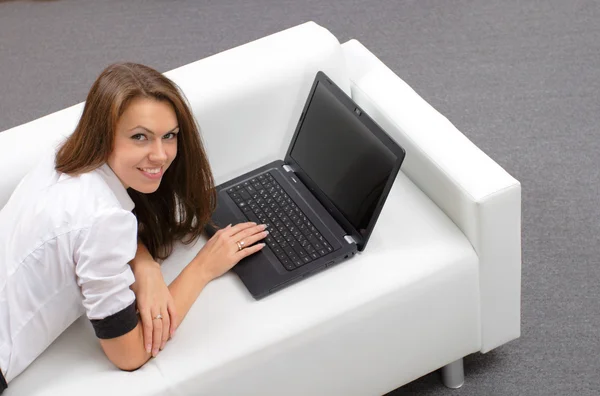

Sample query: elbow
[98,321,151,372]
[111,354,150,372]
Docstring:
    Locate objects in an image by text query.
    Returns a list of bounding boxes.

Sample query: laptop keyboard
[227,172,335,271]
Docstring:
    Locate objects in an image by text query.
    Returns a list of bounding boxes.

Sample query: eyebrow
[130,125,179,136]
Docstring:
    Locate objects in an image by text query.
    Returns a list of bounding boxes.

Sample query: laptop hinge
[344,235,357,245]
[282,164,294,173]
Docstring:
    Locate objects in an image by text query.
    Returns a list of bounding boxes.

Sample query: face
[108,97,179,193]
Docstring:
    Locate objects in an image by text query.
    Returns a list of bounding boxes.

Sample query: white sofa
[0,22,521,396]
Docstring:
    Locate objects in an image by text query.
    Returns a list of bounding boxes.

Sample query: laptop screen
[289,81,398,236]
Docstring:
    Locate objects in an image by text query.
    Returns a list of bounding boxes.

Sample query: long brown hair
[56,62,216,260]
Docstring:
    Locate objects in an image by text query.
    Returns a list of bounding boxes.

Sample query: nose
[148,139,168,163]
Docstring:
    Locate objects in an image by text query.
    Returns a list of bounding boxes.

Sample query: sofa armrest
[341,39,521,353]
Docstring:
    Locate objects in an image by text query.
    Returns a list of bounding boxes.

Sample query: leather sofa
[0,21,521,396]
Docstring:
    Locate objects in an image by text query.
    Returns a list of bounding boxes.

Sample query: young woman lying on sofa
[0,63,268,392]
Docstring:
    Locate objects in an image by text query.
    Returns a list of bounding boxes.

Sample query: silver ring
[236,240,245,251]
[153,314,163,320]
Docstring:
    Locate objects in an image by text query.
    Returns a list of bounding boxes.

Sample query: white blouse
[0,151,139,383]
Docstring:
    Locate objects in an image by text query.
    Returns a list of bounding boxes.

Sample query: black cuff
[0,367,7,393]
[90,301,139,339]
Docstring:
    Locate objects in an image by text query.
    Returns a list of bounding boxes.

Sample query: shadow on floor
[385,350,505,396]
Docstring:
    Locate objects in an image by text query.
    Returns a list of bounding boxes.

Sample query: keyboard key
[239,191,251,201]
[246,212,260,225]
[291,244,307,257]
[281,258,295,271]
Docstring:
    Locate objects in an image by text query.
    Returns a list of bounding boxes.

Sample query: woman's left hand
[130,260,179,357]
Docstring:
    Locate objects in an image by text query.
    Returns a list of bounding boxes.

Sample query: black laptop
[206,71,406,299]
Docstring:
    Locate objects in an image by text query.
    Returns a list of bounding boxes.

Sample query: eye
[163,132,178,140]
[131,134,147,141]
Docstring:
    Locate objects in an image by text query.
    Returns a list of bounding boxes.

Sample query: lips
[138,166,164,180]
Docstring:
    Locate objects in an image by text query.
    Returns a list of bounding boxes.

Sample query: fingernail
[161,342,166,350]
[260,243,266,247]
[146,344,151,353]
[171,329,176,337]
[152,348,159,357]
[261,224,267,229]
[264,230,269,235]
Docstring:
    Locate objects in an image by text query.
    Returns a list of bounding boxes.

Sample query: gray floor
[1,0,599,395]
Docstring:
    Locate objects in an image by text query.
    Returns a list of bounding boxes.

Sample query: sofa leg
[440,358,464,389]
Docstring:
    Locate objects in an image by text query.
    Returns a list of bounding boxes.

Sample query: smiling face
[108,96,179,193]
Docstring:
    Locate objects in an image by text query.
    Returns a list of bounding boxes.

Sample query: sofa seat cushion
[7,171,480,396]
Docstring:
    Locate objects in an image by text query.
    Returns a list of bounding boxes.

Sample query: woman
[0,62,267,391]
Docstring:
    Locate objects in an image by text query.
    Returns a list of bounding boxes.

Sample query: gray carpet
[1,0,599,395]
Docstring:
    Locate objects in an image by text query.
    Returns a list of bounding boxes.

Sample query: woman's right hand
[195,222,268,280]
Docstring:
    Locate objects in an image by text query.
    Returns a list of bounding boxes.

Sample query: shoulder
[46,166,135,230]
[56,172,122,212]
[1,157,131,242]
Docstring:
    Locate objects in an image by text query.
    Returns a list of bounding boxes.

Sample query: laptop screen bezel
[283,71,406,251]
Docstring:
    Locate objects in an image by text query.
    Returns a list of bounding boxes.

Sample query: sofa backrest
[0,21,350,209]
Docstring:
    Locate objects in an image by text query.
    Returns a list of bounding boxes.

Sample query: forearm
[167,255,212,323]
[129,239,157,275]
[105,242,213,371]
[130,240,212,320]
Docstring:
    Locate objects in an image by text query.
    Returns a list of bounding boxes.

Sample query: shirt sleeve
[75,207,139,339]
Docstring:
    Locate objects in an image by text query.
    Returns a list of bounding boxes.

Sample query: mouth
[137,166,164,180]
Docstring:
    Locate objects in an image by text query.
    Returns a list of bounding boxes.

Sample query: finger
[139,309,153,354]
[221,222,257,237]
[232,223,268,241]
[238,228,269,247]
[152,312,163,357]
[237,242,266,259]
[167,300,179,337]
[160,308,170,350]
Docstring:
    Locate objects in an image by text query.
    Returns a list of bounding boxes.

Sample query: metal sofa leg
[440,358,464,389]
